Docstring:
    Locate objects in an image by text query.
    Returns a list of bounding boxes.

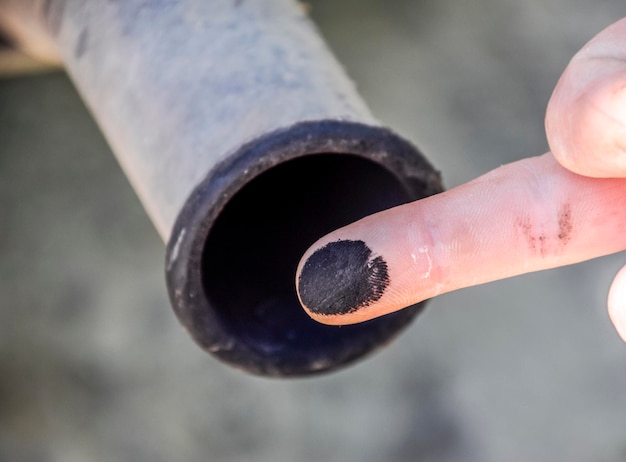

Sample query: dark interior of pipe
[202,154,414,368]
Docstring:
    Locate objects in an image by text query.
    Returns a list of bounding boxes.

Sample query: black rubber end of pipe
[165,120,443,377]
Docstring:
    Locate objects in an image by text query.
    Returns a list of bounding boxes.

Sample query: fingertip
[608,264,626,343]
[546,18,626,178]
[296,237,392,325]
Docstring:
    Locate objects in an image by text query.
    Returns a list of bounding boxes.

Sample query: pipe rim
[165,119,443,377]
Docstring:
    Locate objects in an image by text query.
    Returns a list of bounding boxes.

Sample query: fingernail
[297,239,390,316]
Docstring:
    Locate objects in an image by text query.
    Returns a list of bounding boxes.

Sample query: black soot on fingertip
[298,239,390,316]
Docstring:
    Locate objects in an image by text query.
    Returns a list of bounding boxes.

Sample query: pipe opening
[201,154,415,370]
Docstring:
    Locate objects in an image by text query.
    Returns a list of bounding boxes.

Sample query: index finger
[296,153,626,325]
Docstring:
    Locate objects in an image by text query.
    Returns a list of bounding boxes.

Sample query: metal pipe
[0,0,443,376]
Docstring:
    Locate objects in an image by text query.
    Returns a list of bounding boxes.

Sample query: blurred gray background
[2,1,626,461]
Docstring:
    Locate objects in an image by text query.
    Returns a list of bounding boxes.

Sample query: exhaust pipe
[0,0,443,376]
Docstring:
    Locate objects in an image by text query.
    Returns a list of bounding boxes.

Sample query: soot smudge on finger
[298,240,390,316]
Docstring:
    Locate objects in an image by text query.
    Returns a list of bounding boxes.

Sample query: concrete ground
[1,1,626,461]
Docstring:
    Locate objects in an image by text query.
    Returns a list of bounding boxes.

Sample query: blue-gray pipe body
[0,0,443,376]
[1,0,375,239]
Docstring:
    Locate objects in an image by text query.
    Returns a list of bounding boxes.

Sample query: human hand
[296,18,626,342]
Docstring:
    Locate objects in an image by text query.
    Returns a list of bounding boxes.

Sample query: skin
[296,18,626,343]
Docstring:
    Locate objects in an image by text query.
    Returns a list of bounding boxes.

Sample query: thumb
[546,17,626,178]
[608,265,626,342]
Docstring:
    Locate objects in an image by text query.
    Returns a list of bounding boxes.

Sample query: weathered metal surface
[0,0,443,376]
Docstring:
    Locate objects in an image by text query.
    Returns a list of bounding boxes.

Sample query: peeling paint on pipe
[0,0,444,376]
